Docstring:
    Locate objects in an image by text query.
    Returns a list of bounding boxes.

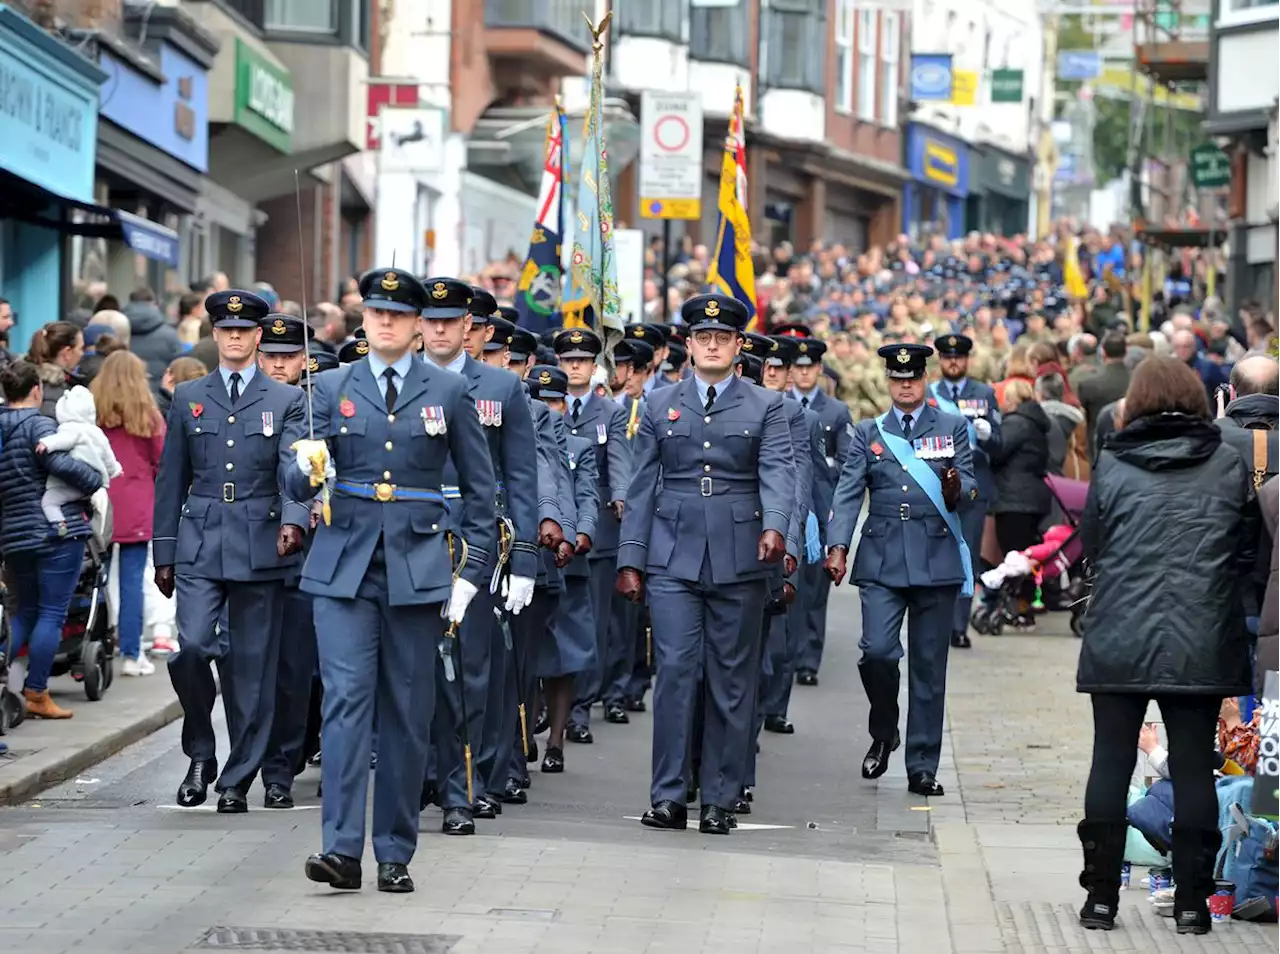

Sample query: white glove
[292,439,333,482]
[505,575,536,615]
[446,578,478,624]
[973,418,992,441]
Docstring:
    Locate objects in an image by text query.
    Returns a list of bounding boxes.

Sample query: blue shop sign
[909,53,953,102]
[0,5,105,204]
[98,43,208,172]
[906,124,969,198]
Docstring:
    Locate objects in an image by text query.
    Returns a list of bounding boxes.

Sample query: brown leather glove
[539,518,565,550]
[610,500,624,521]
[277,524,304,558]
[757,529,786,564]
[575,533,592,555]
[784,553,798,577]
[554,540,575,568]
[942,466,961,512]
[782,581,797,605]
[154,565,175,599]
[824,546,848,585]
[616,568,644,603]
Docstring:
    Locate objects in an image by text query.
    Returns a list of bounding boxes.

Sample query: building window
[857,8,877,121]
[266,0,338,32]
[1218,0,1278,26]
[762,0,827,96]
[616,0,684,42]
[835,0,854,112]
[690,0,750,66]
[351,0,370,50]
[880,11,899,128]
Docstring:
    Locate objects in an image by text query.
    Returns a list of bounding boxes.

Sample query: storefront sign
[950,70,978,107]
[0,7,103,203]
[906,124,969,197]
[97,44,209,172]
[234,39,293,153]
[977,147,1031,198]
[991,69,1024,103]
[1189,141,1230,189]
[909,53,953,103]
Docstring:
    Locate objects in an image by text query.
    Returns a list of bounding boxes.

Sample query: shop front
[0,7,104,349]
[972,145,1031,238]
[902,123,970,242]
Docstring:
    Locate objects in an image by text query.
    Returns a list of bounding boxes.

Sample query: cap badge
[770,341,779,352]
[271,318,287,335]
[308,356,319,372]
[569,331,584,345]
[948,336,957,347]
[704,300,721,318]
[381,271,400,292]
[799,342,808,353]
[742,340,753,352]
[632,327,644,338]
[538,370,552,385]
[896,348,911,364]
[227,295,243,314]
[431,281,448,300]
[356,340,370,356]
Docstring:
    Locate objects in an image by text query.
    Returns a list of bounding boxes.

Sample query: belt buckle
[700,476,712,497]
[899,502,910,521]
[374,482,395,502]
[222,482,235,504]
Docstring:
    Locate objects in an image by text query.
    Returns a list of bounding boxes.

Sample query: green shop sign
[1189,141,1230,190]
[990,69,1023,104]
[234,39,293,153]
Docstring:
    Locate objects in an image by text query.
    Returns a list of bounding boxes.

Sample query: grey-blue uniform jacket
[826,403,977,590]
[530,398,566,590]
[617,376,795,586]
[934,377,1001,502]
[154,371,308,581]
[564,432,600,581]
[806,410,836,545]
[565,393,631,557]
[280,357,496,604]
[781,395,815,559]
[440,355,540,579]
[799,388,853,486]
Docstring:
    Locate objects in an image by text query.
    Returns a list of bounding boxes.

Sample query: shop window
[834,0,854,112]
[762,0,827,96]
[266,0,338,33]
[616,0,685,42]
[856,7,877,122]
[690,0,750,66]
[880,10,899,128]
[1218,0,1277,27]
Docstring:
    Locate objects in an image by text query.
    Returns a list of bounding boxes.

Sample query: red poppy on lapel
[339,398,356,418]
[667,408,680,421]
[189,402,203,419]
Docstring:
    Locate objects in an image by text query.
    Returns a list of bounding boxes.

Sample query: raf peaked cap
[614,339,654,369]
[358,267,427,314]
[765,336,796,367]
[878,342,933,379]
[935,333,974,357]
[485,316,516,351]
[736,352,764,385]
[625,323,664,348]
[419,277,474,320]
[497,305,519,323]
[306,350,341,376]
[681,293,749,333]
[207,289,270,328]
[662,341,688,372]
[468,287,498,323]
[338,337,372,364]
[792,337,827,366]
[740,332,772,357]
[508,328,538,362]
[527,364,569,399]
[553,327,603,360]
[258,314,307,353]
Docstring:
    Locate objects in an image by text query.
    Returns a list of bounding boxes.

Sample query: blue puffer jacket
[0,407,103,555]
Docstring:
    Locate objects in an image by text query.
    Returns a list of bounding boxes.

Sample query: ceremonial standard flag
[707,84,759,331]
[514,102,568,333]
[562,21,621,345]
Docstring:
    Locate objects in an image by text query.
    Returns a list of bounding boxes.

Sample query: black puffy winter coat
[1076,413,1256,696]
[989,400,1052,516]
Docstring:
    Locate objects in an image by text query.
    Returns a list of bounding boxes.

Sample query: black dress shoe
[216,787,248,814]
[640,800,688,830]
[730,795,751,814]
[907,773,945,797]
[442,807,475,835]
[176,758,218,807]
[305,852,361,890]
[699,804,732,835]
[420,781,438,812]
[727,812,739,829]
[263,783,294,809]
[369,752,378,770]
[796,669,818,687]
[533,709,549,734]
[518,771,532,789]
[566,723,593,744]
[685,783,699,805]
[306,751,322,767]
[500,779,528,804]
[525,739,538,764]
[743,786,754,803]
[541,746,564,773]
[951,631,972,649]
[764,715,795,734]
[623,696,646,712]
[861,732,901,780]
[377,862,414,893]
[604,704,629,724]
[472,796,497,819]
[483,793,504,814]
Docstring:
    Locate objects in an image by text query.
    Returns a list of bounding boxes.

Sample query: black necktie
[383,368,398,413]
[228,372,242,405]
[705,385,717,412]
[901,413,913,440]
[952,384,961,403]
[801,395,810,409]
[572,397,582,423]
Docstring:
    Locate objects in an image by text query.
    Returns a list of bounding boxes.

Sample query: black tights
[1085,692,1221,831]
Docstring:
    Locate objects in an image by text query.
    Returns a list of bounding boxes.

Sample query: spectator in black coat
[1077,332,1131,452]
[124,287,182,392]
[1074,356,1256,936]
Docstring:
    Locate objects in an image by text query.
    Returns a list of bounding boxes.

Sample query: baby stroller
[970,475,1089,637]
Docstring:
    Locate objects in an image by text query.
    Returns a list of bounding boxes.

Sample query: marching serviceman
[288,266,496,893]
[254,315,318,809]
[153,291,309,813]
[930,334,1000,649]
[556,327,632,744]
[418,277,539,831]
[823,343,977,798]
[617,293,795,834]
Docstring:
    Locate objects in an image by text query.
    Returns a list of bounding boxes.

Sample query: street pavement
[0,586,1275,954]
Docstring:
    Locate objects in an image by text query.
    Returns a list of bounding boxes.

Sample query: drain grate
[193,927,460,953]
[996,901,1277,952]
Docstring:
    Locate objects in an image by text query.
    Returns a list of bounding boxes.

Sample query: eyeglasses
[692,330,735,347]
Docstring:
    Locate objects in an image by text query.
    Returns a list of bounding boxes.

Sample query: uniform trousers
[623,604,653,702]
[601,592,641,708]
[262,585,317,788]
[952,502,988,634]
[485,603,521,795]
[170,575,284,793]
[313,549,439,863]
[648,559,767,809]
[858,581,959,777]
[569,557,617,728]
[796,562,832,673]
[762,567,808,718]
[505,589,557,784]
[433,588,496,809]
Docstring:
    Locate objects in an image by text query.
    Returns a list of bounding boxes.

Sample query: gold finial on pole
[583,10,612,50]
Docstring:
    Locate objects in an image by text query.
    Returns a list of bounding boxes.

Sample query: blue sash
[930,382,978,448]
[874,413,973,596]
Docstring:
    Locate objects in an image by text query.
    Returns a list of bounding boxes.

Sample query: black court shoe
[305,852,362,890]
[541,746,565,773]
[566,723,593,744]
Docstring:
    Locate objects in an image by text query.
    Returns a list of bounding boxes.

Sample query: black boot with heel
[1172,825,1221,935]
[1077,819,1129,930]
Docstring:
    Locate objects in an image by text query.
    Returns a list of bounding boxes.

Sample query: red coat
[104,414,166,544]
